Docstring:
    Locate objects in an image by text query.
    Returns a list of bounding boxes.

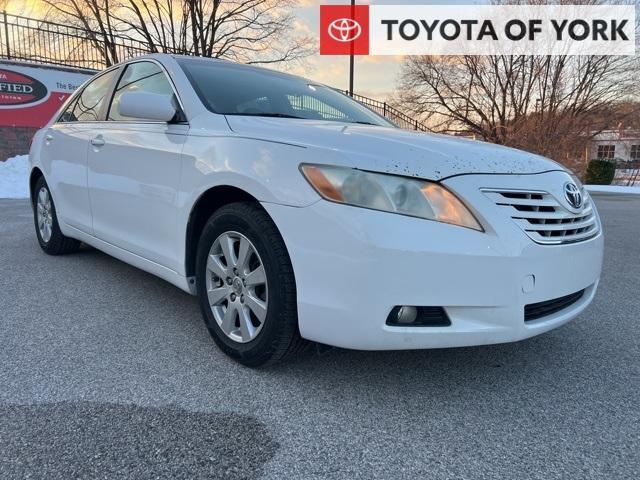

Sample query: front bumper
[262,172,604,350]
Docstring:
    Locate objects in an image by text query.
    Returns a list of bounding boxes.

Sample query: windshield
[177,58,394,127]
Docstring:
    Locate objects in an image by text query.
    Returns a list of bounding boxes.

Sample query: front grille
[524,290,585,322]
[483,189,599,245]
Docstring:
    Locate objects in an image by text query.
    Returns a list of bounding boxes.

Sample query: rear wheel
[33,176,81,255]
[195,202,305,367]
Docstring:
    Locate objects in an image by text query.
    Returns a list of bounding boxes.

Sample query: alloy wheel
[36,187,53,243]
[205,231,268,343]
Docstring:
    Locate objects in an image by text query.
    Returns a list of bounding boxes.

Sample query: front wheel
[195,202,305,367]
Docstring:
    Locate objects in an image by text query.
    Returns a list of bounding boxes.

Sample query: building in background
[590,129,640,163]
[589,129,640,186]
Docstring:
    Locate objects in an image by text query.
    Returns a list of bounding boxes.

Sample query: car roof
[172,54,327,88]
[118,53,334,91]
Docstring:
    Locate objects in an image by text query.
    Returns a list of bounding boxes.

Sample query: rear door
[86,60,188,271]
[41,69,119,233]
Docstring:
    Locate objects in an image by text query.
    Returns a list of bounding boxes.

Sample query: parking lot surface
[1,194,639,479]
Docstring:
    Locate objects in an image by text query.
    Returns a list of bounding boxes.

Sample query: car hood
[225,117,563,180]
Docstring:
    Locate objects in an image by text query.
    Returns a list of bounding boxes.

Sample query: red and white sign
[0,62,92,128]
[0,70,48,106]
[320,5,370,55]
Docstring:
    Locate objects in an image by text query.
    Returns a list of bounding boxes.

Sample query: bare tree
[42,0,312,66]
[396,2,640,172]
[41,0,123,66]
[118,0,311,64]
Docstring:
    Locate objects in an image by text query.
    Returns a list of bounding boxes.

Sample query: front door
[87,61,188,272]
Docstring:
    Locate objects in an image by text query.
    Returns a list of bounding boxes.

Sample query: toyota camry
[29,54,604,366]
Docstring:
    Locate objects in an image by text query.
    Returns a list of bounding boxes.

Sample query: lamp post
[349,0,355,97]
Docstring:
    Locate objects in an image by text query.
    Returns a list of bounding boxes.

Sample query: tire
[32,176,81,255]
[195,202,305,367]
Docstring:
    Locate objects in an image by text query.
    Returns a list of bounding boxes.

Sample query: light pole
[349,0,355,96]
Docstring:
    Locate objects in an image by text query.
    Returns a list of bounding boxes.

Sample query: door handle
[45,134,53,142]
[90,136,105,147]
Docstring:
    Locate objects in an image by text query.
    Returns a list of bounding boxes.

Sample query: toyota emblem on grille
[328,18,362,42]
[564,182,583,209]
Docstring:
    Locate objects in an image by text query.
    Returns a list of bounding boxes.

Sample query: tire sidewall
[195,206,293,363]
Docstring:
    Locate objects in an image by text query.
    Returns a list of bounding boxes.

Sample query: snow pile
[586,185,640,195]
[0,155,30,199]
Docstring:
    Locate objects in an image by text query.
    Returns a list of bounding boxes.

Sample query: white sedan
[29,54,604,366]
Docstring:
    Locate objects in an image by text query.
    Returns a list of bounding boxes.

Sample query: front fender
[178,135,322,209]
[175,134,324,276]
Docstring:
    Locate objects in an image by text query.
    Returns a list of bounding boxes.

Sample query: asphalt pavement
[0,194,638,479]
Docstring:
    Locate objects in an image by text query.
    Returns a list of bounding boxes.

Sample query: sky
[3,0,484,100]
[289,0,403,99]
[287,0,484,99]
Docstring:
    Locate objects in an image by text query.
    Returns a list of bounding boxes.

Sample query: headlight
[300,164,482,231]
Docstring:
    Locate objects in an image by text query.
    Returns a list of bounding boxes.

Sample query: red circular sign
[0,69,48,106]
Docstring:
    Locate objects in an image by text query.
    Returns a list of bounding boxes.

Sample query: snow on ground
[586,185,640,195]
[0,155,29,199]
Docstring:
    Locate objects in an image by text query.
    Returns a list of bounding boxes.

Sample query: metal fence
[0,12,150,69]
[614,160,640,186]
[0,11,431,132]
[350,93,430,132]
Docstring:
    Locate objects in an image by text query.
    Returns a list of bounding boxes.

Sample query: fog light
[386,306,451,327]
[396,306,418,324]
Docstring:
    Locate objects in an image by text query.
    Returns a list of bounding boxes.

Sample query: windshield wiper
[227,112,304,119]
[351,121,378,125]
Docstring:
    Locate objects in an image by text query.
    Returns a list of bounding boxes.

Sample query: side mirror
[118,91,177,122]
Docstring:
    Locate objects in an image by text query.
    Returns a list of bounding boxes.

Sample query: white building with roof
[589,129,640,185]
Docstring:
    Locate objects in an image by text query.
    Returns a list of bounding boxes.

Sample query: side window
[60,70,118,122]
[108,62,175,121]
[58,97,79,123]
